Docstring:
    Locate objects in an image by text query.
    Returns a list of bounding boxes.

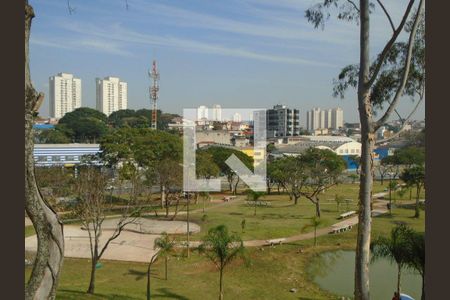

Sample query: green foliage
[154,232,175,256]
[198,225,245,269]
[393,147,425,167]
[108,109,181,130]
[400,165,425,188]
[58,108,109,142]
[196,151,220,179]
[35,128,71,143]
[370,224,415,269]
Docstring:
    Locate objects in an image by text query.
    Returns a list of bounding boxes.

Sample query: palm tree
[246,189,265,216]
[302,216,323,246]
[370,224,415,297]
[406,231,425,300]
[147,232,175,300]
[198,225,245,300]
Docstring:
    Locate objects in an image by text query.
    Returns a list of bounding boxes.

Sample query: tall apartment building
[96,77,128,116]
[330,107,344,129]
[49,73,81,119]
[306,107,344,131]
[211,104,222,121]
[197,105,208,120]
[306,107,321,132]
[266,104,300,137]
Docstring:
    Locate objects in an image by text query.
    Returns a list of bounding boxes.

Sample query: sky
[29,0,425,126]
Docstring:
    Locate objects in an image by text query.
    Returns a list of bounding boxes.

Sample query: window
[351,149,355,153]
[339,150,343,154]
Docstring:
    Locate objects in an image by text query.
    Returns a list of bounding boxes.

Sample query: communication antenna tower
[149,60,160,130]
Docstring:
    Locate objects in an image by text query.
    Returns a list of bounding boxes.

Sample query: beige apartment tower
[96,76,128,116]
[49,72,82,119]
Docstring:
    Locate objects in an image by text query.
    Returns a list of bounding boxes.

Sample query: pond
[308,250,422,300]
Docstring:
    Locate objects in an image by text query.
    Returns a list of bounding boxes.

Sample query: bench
[329,224,353,234]
[245,200,271,206]
[223,196,237,202]
[338,211,356,219]
[265,238,286,246]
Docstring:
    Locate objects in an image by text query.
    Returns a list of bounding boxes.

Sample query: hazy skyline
[30,0,424,126]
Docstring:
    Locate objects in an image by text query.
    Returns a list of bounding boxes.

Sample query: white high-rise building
[306,107,322,131]
[49,73,81,119]
[325,109,332,129]
[233,113,242,122]
[197,105,208,120]
[331,107,344,129]
[307,107,344,131]
[211,104,222,121]
[96,77,128,116]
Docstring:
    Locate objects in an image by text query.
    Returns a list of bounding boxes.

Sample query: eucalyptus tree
[305,1,424,297]
[25,2,64,298]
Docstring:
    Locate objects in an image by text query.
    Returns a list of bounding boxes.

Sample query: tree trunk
[294,195,299,205]
[147,262,152,300]
[421,273,425,300]
[219,267,224,300]
[165,257,168,280]
[354,1,373,299]
[25,2,65,300]
[380,175,384,185]
[414,186,421,218]
[314,225,317,246]
[315,201,321,218]
[87,258,97,294]
[254,201,257,216]
[233,178,239,195]
[397,264,402,297]
[161,184,165,209]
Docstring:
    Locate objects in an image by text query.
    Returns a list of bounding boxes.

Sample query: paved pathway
[25,218,199,263]
[25,193,394,262]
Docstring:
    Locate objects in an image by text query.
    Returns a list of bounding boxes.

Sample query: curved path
[179,192,391,248]
[25,193,393,262]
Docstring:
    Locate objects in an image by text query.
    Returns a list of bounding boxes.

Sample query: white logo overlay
[182,108,267,192]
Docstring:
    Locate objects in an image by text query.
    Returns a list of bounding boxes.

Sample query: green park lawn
[25,182,425,299]
[25,205,424,300]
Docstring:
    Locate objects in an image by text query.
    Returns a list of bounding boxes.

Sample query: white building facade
[49,73,81,119]
[96,77,128,116]
[197,105,209,120]
[306,107,344,132]
[211,104,222,121]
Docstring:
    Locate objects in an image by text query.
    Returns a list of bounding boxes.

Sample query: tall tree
[198,225,246,300]
[25,2,65,299]
[305,1,424,298]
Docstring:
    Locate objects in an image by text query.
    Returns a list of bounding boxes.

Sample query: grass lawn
[25,225,35,238]
[25,205,425,300]
[25,181,425,299]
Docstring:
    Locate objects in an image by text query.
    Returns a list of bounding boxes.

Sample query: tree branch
[346,0,360,13]
[375,96,424,145]
[376,0,395,32]
[367,0,416,88]
[375,0,424,130]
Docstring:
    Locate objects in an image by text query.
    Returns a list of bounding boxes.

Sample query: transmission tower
[149,60,160,130]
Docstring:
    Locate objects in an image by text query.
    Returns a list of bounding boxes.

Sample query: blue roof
[33,124,55,130]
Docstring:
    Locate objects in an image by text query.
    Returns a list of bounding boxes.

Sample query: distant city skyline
[30,0,424,126]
